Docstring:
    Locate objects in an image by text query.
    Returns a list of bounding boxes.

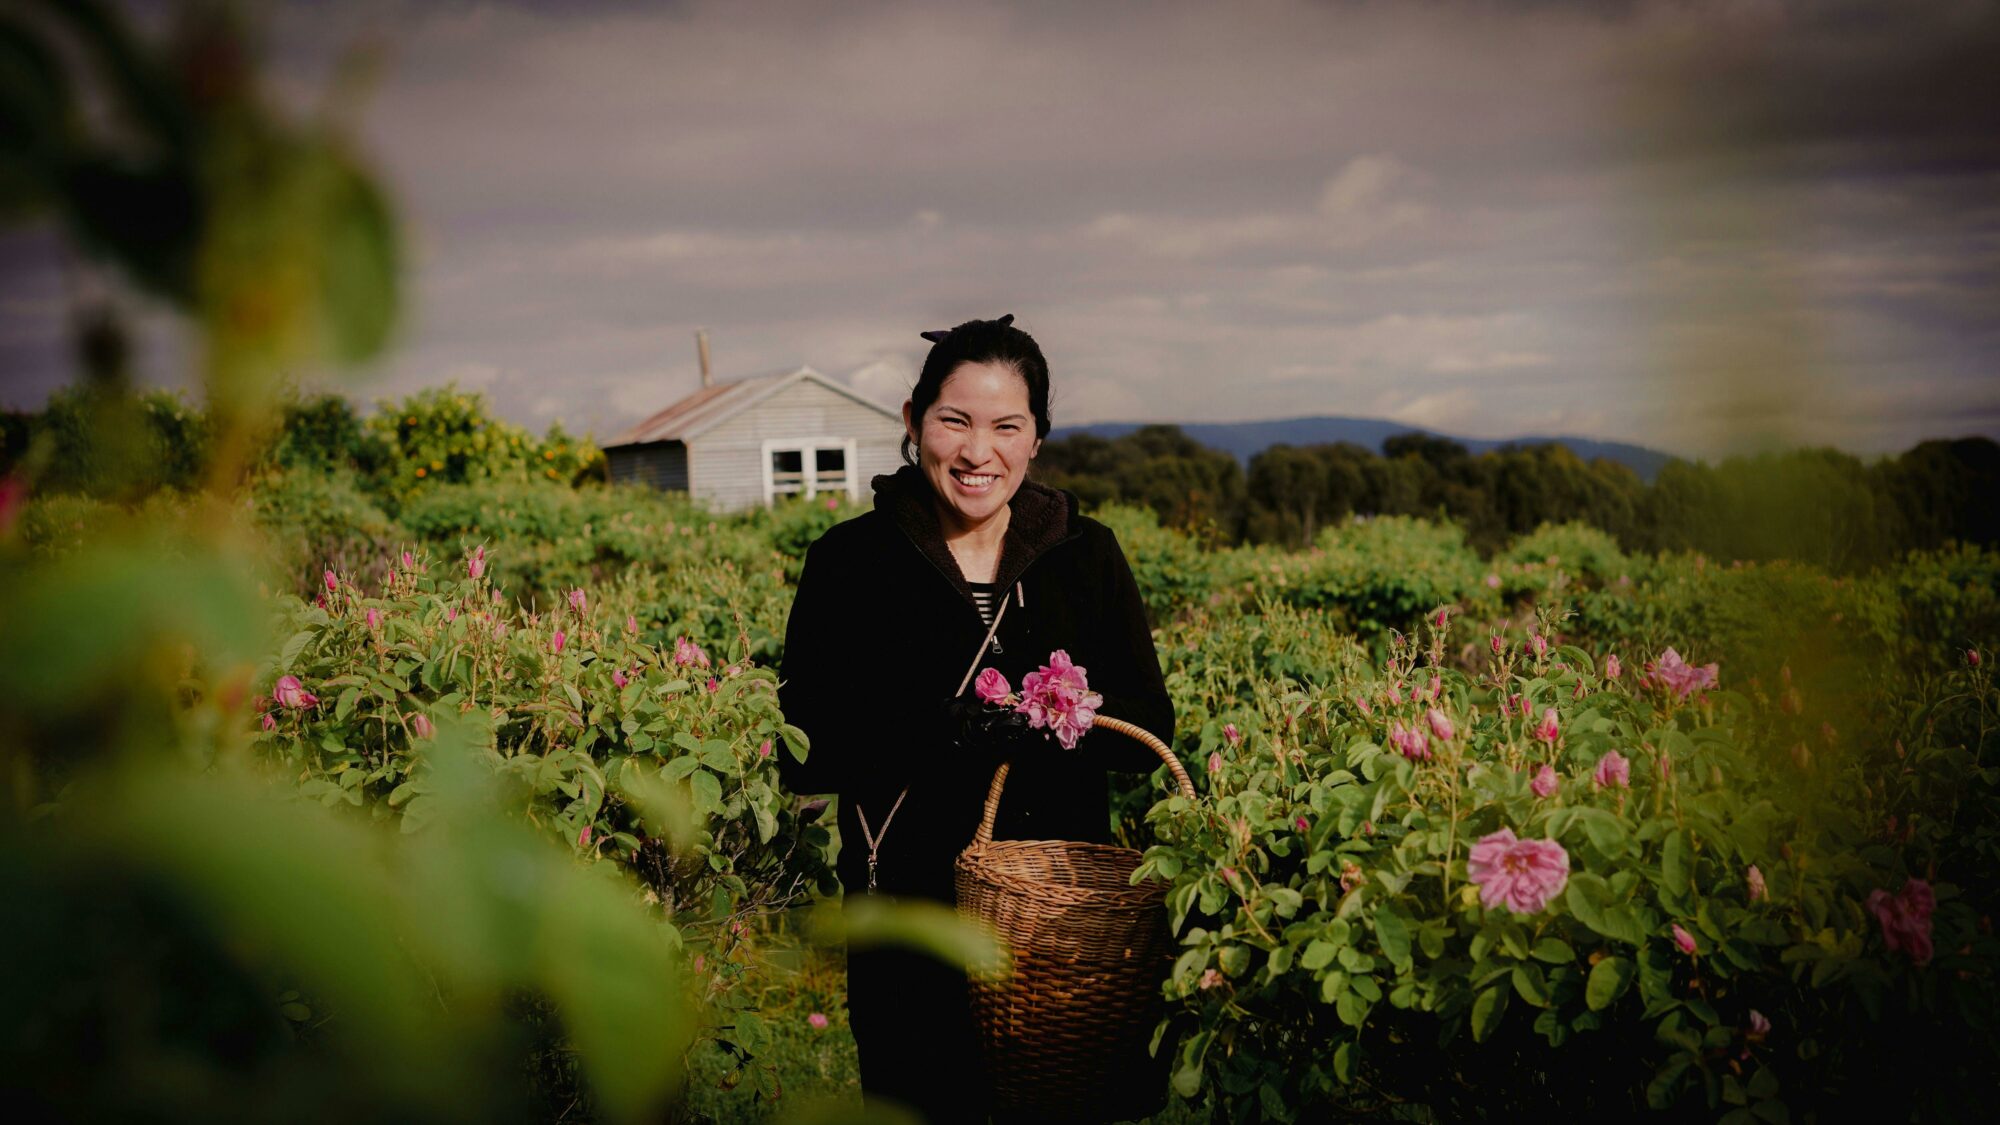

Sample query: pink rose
[613,669,628,689]
[1390,721,1431,762]
[1223,723,1241,746]
[1467,828,1570,915]
[1197,969,1223,991]
[273,675,319,710]
[1530,763,1559,798]
[1354,694,1373,717]
[1387,682,1404,706]
[626,614,639,635]
[1593,749,1630,789]
[410,713,435,739]
[1295,816,1310,833]
[1867,878,1936,965]
[674,636,711,668]
[567,588,587,613]
[808,1012,829,1029]
[1672,924,1698,955]
[578,825,593,848]
[259,712,276,732]
[974,667,1013,705]
[1647,647,1718,700]
[446,606,458,623]
[1604,654,1622,679]
[706,677,719,693]
[1746,864,1767,903]
[1015,649,1103,750]
[759,738,773,758]
[1530,634,1547,658]
[1485,573,1501,589]
[1490,634,1505,656]
[1534,707,1561,745]
[1207,751,1223,774]
[366,607,380,630]
[1425,707,1455,742]
[1747,1009,1771,1040]
[1432,608,1448,629]
[323,569,338,592]
[467,545,486,580]
[1966,648,1980,668]
[552,629,566,655]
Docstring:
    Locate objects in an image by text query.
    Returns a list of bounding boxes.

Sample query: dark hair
[901,314,1051,467]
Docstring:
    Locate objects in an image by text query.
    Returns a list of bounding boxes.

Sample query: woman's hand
[942,696,1046,769]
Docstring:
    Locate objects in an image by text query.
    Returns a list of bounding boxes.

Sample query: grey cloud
[3,0,1994,459]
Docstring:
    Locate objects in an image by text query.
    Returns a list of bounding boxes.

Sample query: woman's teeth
[953,471,997,487]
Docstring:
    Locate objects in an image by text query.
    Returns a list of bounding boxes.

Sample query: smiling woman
[776,315,1175,1122]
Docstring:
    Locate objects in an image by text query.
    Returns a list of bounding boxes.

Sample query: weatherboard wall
[687,378,903,510]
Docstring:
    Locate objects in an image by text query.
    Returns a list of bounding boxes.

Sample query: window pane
[772,450,803,474]
[815,448,845,472]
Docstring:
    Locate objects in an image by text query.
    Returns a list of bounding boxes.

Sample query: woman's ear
[901,399,917,446]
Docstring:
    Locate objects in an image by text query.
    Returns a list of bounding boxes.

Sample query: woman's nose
[963,429,992,463]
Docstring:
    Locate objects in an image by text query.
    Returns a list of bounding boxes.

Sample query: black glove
[943,696,1044,767]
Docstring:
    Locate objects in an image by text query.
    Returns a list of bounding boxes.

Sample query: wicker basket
[954,715,1197,1120]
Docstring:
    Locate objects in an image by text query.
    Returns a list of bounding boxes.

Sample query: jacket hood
[871,464,1079,606]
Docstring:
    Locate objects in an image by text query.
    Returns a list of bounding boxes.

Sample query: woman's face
[903,361,1041,530]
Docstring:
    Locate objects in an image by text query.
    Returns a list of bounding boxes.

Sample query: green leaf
[689,770,722,816]
[1336,988,1370,1028]
[1512,963,1551,1007]
[1530,937,1574,964]
[1661,829,1690,896]
[1301,939,1337,971]
[1586,956,1635,1010]
[1373,908,1412,967]
[1470,983,1508,1042]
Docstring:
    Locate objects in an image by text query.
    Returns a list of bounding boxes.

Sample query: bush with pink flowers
[1134,605,2000,1121]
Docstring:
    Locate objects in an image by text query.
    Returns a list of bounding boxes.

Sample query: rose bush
[255,546,835,942]
[1133,610,2000,1121]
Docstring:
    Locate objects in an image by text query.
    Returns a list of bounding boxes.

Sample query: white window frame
[760,437,859,504]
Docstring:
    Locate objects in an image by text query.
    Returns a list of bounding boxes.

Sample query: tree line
[1031,424,2000,573]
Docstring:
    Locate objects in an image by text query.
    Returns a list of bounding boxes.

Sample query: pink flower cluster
[1389,721,1431,761]
[674,636,711,668]
[973,653,1106,751]
[1646,647,1718,700]
[1467,828,1570,915]
[1867,878,1936,965]
[1019,650,1103,750]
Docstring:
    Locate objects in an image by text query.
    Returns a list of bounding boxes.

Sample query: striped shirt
[969,581,998,627]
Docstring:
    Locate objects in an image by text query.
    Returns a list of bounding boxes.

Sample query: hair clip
[919,329,951,344]
[994,314,1014,327]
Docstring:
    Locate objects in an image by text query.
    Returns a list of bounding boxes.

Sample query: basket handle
[971,715,1197,848]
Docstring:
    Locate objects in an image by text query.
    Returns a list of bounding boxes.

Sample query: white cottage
[603,366,906,509]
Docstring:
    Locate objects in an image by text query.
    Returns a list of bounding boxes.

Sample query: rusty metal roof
[602,366,899,448]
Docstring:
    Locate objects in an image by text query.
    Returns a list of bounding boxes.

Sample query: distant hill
[1048,416,1677,482]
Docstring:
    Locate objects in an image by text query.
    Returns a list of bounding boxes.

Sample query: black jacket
[777,466,1176,902]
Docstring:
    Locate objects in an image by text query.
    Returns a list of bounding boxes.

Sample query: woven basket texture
[954,715,1193,1120]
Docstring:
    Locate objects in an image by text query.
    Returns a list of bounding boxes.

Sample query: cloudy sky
[3,0,1997,457]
